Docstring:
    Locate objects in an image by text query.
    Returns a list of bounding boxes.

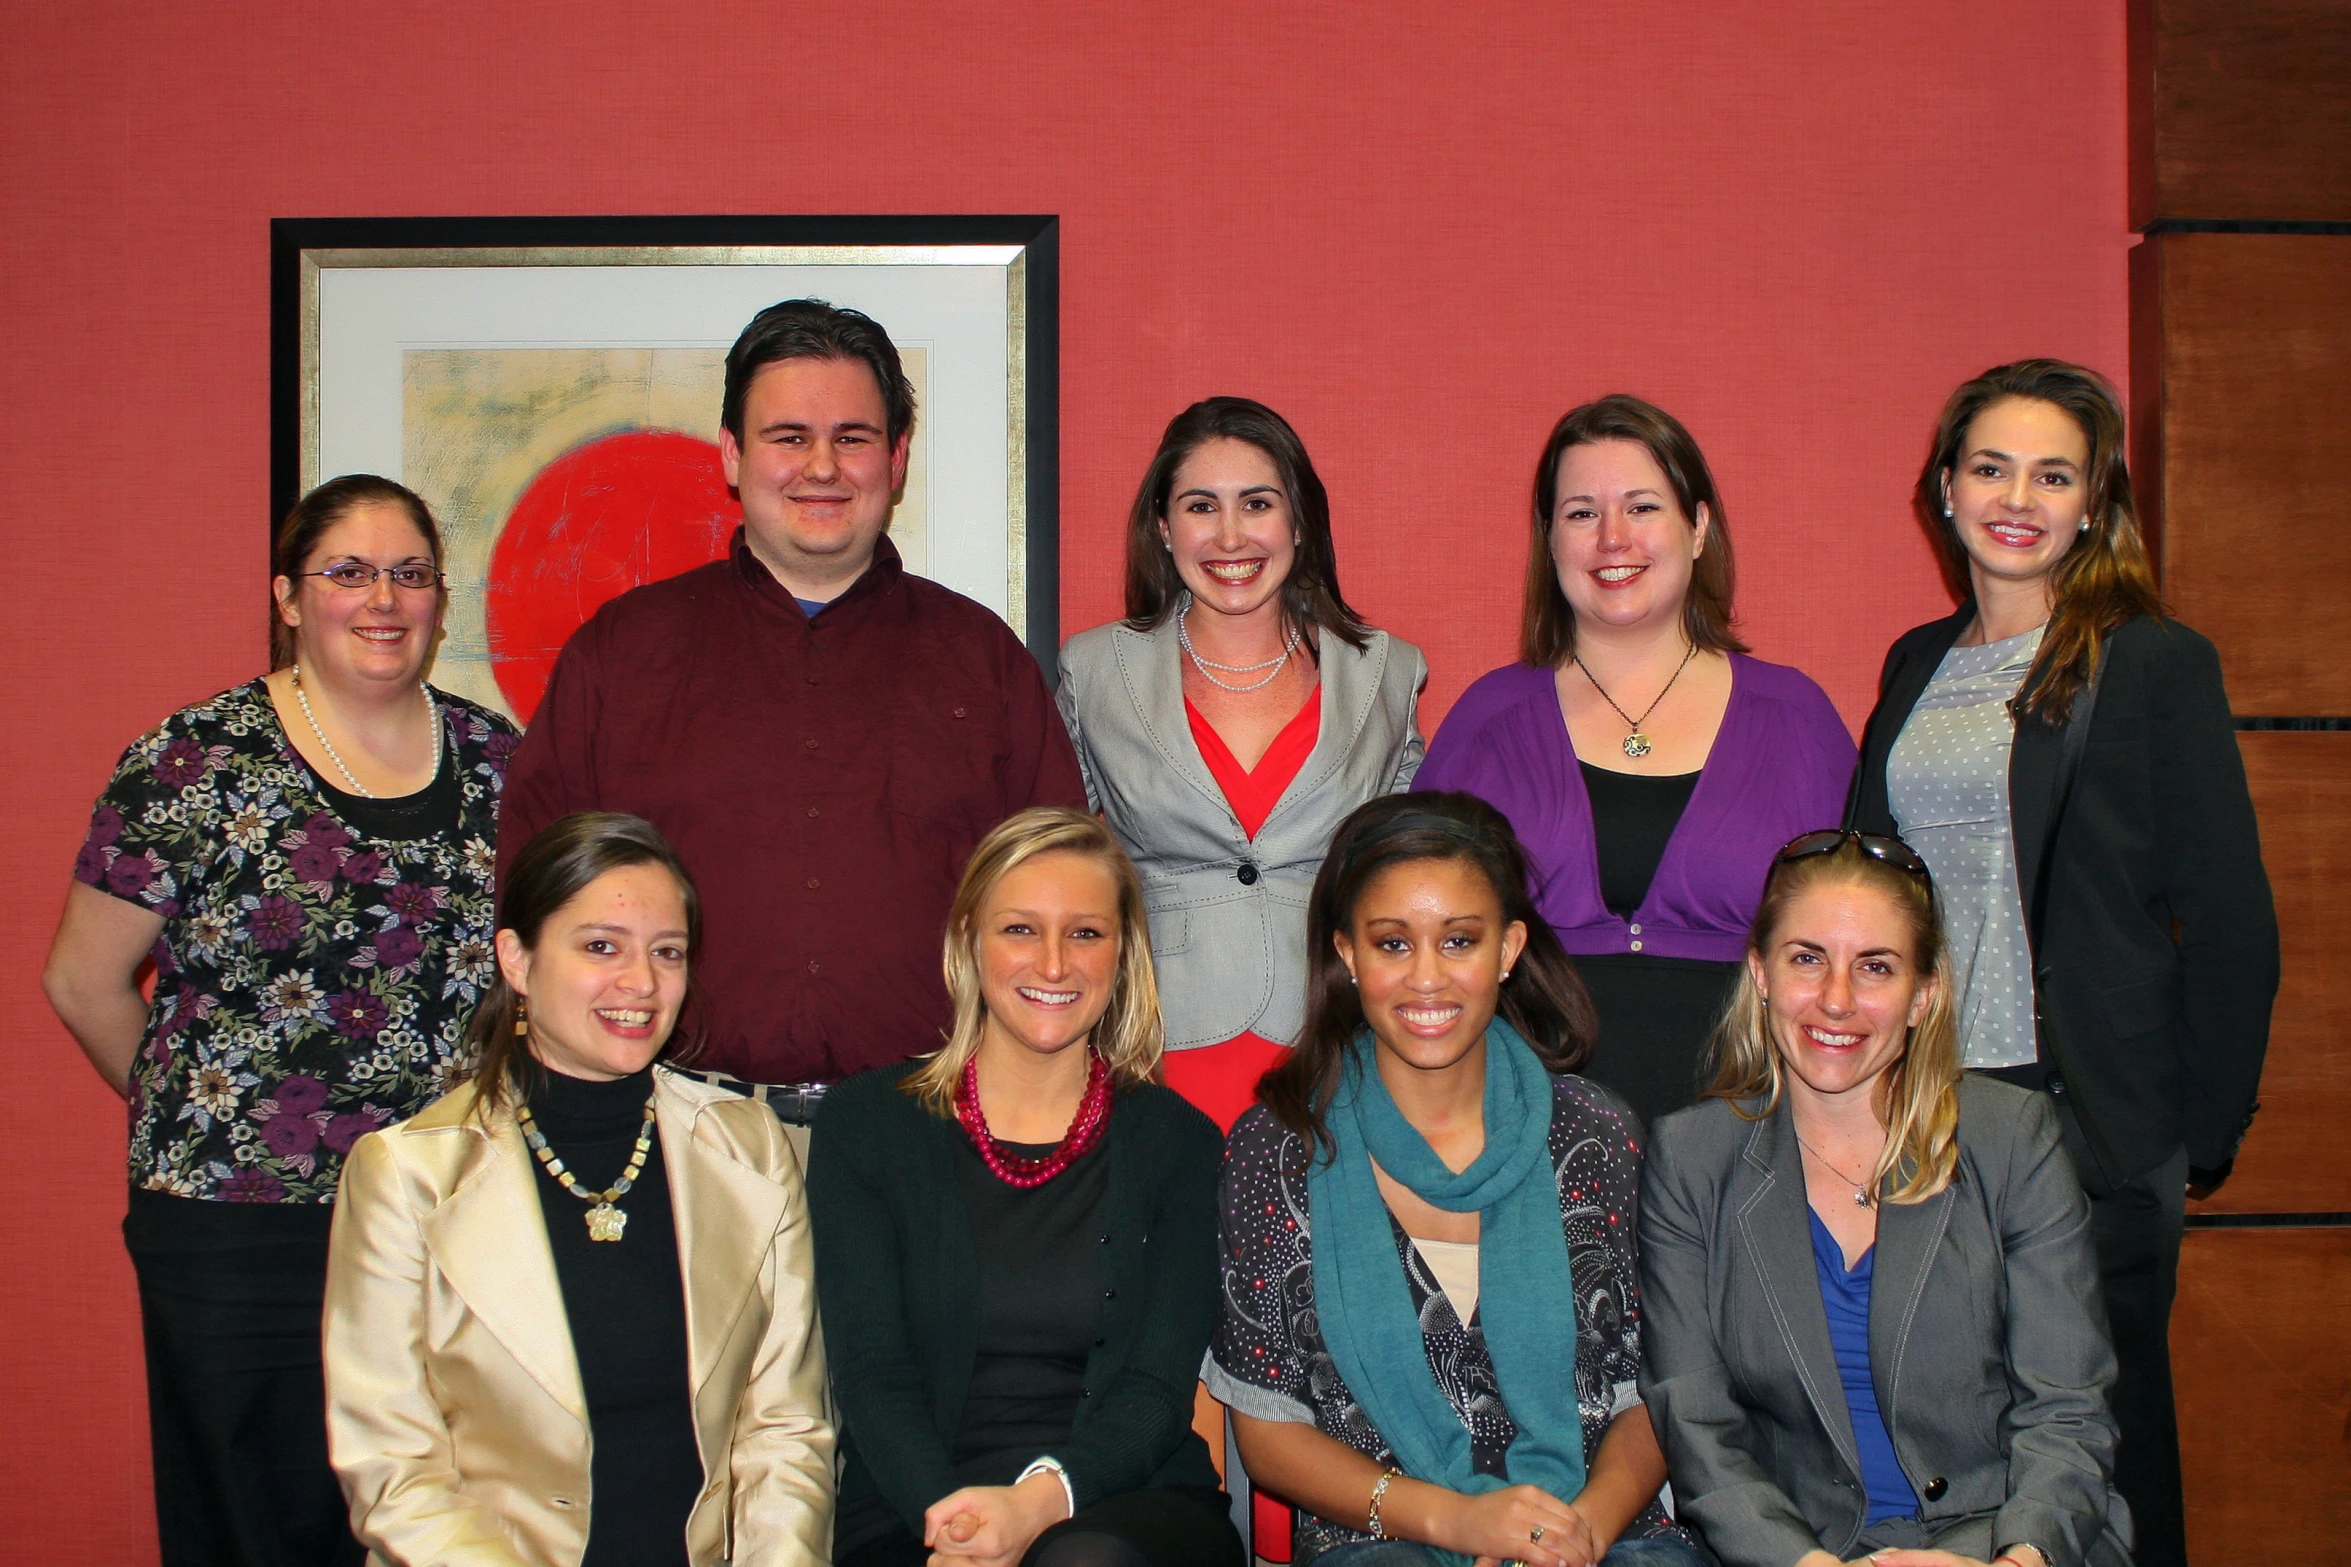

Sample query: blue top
[1807,1207,1920,1524]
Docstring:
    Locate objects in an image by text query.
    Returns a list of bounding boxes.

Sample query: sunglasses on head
[1774,829,1933,887]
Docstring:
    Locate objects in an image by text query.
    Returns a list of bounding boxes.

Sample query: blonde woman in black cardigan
[1847,360,2276,1567]
[807,808,1242,1567]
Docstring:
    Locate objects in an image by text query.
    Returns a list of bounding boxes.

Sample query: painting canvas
[274,217,1059,723]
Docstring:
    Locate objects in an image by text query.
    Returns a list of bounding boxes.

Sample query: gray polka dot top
[1886,624,2043,1069]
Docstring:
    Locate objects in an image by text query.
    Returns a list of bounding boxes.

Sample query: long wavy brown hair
[1258,791,1598,1160]
[1705,835,1960,1204]
[1521,394,1748,667]
[1916,359,2163,722]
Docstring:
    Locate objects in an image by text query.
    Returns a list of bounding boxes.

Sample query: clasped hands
[921,1471,1071,1567]
[1441,1482,1600,1567]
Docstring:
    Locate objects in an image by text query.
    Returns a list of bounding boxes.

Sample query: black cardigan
[1848,609,2278,1182]
[806,1062,1225,1533]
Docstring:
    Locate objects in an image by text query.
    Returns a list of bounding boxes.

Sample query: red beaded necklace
[955,1050,1112,1188]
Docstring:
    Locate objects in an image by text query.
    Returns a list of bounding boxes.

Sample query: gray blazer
[1638,1076,2132,1567]
[1056,616,1425,1050]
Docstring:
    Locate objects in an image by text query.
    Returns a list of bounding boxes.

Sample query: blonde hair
[1705,838,1962,1204]
[901,807,1165,1115]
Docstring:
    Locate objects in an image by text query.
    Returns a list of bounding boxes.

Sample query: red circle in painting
[486,430,736,722]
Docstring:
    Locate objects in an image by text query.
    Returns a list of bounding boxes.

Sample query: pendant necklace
[518,1098,657,1240]
[290,665,440,799]
[1794,1130,1879,1208]
[1176,594,1301,694]
[956,1050,1112,1188]
[1572,642,1697,759]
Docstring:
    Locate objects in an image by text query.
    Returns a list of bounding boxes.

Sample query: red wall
[0,2,2130,1556]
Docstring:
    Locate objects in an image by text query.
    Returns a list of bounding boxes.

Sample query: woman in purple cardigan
[1418,396,1854,1124]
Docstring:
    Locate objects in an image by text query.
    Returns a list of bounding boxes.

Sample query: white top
[1411,1236,1481,1327]
[1886,624,2043,1069]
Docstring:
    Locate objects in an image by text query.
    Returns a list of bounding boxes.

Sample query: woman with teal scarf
[1207,792,1703,1567]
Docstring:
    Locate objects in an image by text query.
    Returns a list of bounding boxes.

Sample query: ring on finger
[1530,1524,1547,1543]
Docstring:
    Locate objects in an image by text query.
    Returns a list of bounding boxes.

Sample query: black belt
[698,1072,830,1126]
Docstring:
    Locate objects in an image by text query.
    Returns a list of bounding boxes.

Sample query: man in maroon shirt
[499,299,1086,1118]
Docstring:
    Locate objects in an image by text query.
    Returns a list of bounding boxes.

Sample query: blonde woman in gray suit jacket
[1639,831,2131,1567]
[1057,398,1425,1136]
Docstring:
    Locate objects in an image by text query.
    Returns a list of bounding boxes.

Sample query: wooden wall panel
[2173,1228,2351,1563]
[2190,733,2351,1215]
[2143,232,2351,715]
[2132,0,2351,225]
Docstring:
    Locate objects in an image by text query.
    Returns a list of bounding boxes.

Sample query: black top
[952,1138,1110,1482]
[524,1067,700,1567]
[1574,761,1733,1126]
[314,739,461,840]
[807,1064,1225,1543]
[1847,610,2278,1180]
[1580,761,1702,917]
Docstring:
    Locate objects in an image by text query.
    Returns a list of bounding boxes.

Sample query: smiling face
[271,500,442,689]
[719,355,911,596]
[1942,396,2091,595]
[1157,437,1299,622]
[497,862,691,1082]
[1749,878,1934,1111]
[1549,438,1710,637]
[1335,856,1530,1079]
[973,850,1125,1061]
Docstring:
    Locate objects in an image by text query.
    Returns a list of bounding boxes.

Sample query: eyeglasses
[296,563,445,591]
[1774,829,1933,887]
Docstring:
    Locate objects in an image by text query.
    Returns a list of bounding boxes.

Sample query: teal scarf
[1308,1021,1584,1563]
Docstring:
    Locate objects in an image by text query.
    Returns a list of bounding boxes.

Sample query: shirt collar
[729,527,905,620]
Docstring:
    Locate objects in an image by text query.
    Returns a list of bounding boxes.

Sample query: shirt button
[805,877,820,890]
[1093,1337,1107,1348]
[1628,923,1642,935]
[806,960,821,975]
[1630,940,1644,952]
[802,737,818,750]
[1236,864,1259,886]
[1097,1235,1109,1244]
[1102,1289,1116,1299]
[952,706,968,719]
[806,807,820,818]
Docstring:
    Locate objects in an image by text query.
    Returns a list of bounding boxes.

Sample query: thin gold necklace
[1572,642,1697,759]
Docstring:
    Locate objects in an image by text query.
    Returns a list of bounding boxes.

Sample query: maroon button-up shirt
[499,532,1087,1082]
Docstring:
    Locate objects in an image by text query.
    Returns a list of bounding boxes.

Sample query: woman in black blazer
[806,808,1242,1567]
[1847,359,2277,1567]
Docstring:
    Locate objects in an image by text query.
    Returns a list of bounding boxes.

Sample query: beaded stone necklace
[955,1051,1112,1188]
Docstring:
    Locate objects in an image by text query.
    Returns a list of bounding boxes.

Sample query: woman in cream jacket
[325,813,833,1567]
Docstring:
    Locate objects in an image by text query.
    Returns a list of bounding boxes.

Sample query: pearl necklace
[1176,594,1302,693]
[290,665,440,799]
[955,1051,1112,1188]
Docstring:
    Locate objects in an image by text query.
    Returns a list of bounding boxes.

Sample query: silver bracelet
[1366,1467,1403,1540]
[1016,1455,1075,1520]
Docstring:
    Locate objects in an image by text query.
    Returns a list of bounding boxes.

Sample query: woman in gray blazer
[1057,397,1425,1135]
[1639,831,2132,1567]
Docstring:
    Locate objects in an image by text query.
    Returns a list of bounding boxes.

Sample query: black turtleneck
[523,1066,698,1567]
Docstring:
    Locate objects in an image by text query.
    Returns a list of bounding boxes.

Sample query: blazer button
[1102,1288,1116,1299]
[1094,1337,1107,1348]
[1923,1476,1948,1502]
[1236,863,1259,885]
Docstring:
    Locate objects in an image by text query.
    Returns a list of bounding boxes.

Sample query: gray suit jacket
[1638,1076,2131,1567]
[1056,616,1425,1049]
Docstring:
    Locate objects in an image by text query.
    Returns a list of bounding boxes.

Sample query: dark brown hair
[721,297,917,447]
[461,812,704,1114]
[268,475,444,671]
[1520,394,1747,666]
[1122,397,1371,652]
[1916,359,2163,721]
[1258,791,1597,1157]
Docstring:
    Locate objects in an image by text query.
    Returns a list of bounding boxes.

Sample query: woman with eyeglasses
[1845,361,2275,1567]
[43,475,519,1567]
[1416,396,1854,1129]
[1639,831,2132,1567]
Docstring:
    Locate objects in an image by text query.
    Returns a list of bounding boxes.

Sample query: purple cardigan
[1416,656,1856,962]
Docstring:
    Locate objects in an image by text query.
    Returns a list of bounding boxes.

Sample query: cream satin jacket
[324,1068,833,1567]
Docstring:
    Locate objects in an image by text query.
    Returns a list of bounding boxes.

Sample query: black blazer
[805,1063,1224,1535]
[1849,609,2277,1180]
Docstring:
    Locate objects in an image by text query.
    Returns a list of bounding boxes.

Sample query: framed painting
[271,214,1060,724]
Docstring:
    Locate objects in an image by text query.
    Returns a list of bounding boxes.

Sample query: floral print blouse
[74,680,518,1203]
[1206,1075,1688,1562]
